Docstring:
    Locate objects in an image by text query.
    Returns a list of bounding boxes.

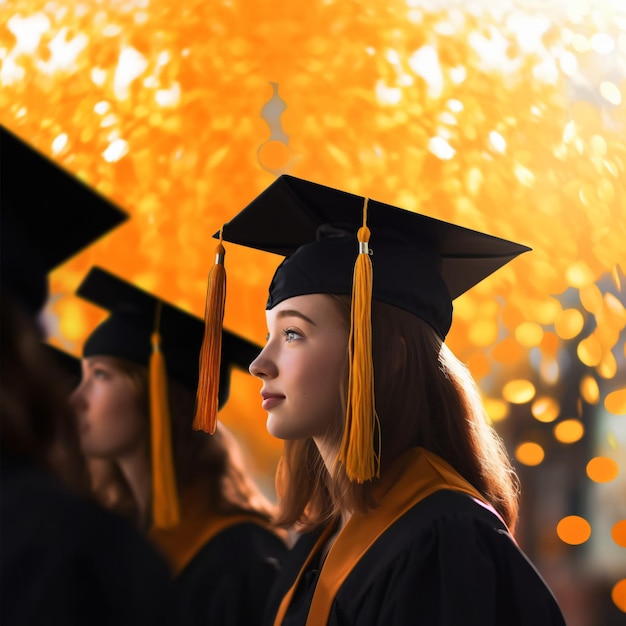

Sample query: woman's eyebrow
[275,309,317,326]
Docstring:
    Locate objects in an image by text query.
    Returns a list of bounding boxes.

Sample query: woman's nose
[249,348,277,379]
[69,382,86,412]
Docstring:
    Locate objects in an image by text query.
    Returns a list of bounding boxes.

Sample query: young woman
[70,266,288,626]
[199,175,567,626]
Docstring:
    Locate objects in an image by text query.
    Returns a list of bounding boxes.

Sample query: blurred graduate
[0,125,173,626]
[70,266,288,626]
[196,175,567,626]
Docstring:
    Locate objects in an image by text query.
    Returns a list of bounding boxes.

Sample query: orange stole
[274,447,504,626]
[148,489,267,576]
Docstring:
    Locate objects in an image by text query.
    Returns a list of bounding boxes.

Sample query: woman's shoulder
[356,489,519,574]
[172,519,289,625]
[333,490,565,625]
[181,517,288,578]
[404,488,510,532]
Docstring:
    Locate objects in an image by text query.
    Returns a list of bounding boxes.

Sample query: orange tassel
[338,198,381,483]
[150,310,180,529]
[193,230,226,434]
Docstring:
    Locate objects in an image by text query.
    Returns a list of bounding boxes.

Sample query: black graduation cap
[77,266,260,407]
[44,344,82,389]
[0,125,128,315]
[218,174,531,339]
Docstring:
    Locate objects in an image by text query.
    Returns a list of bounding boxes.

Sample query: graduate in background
[70,266,288,626]
[196,175,567,626]
[0,125,172,626]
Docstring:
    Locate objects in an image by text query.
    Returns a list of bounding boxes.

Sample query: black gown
[0,452,173,626]
[172,521,289,625]
[264,490,566,626]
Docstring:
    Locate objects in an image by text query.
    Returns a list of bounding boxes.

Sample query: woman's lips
[261,393,285,410]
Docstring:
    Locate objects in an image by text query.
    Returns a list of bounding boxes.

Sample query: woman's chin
[266,415,300,440]
[266,422,288,440]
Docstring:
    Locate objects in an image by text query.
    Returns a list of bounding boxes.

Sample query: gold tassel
[150,304,180,529]
[193,229,226,434]
[338,198,381,483]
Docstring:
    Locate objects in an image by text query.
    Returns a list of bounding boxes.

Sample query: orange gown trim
[148,486,270,576]
[274,447,505,626]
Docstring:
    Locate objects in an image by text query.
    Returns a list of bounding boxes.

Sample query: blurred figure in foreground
[0,125,172,626]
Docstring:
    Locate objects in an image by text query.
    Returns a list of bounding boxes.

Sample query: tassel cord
[339,199,381,483]
[194,231,227,435]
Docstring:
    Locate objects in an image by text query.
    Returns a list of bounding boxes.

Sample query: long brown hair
[88,357,275,525]
[275,296,520,532]
[0,296,89,494]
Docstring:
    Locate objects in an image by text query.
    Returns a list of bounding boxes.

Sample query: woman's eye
[92,368,109,380]
[282,328,301,343]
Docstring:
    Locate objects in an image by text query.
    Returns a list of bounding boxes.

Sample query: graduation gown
[264,447,566,626]
[149,485,289,626]
[0,452,173,626]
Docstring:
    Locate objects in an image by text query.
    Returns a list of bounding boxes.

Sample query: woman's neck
[116,443,152,530]
[313,435,339,478]
[313,435,352,529]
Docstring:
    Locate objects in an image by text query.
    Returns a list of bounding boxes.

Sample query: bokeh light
[483,397,510,423]
[586,456,619,483]
[612,579,626,614]
[515,442,545,467]
[557,515,592,545]
[554,419,585,444]
[515,322,544,348]
[612,520,626,548]
[531,396,560,423]
[605,389,626,415]
[503,379,536,404]
[577,335,603,367]
[579,375,600,404]
[555,308,585,340]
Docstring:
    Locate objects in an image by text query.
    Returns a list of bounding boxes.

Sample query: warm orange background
[1,1,625,621]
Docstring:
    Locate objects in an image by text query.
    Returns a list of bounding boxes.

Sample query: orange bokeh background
[2,1,625,621]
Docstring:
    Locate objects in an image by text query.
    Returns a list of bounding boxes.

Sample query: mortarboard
[77,266,260,404]
[44,344,82,389]
[0,125,128,315]
[217,175,531,340]
[76,266,261,528]
[198,175,530,482]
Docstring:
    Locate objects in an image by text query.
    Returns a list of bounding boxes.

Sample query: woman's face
[70,356,147,459]
[249,294,349,442]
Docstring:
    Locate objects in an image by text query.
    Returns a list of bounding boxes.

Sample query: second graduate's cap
[0,125,128,315]
[77,267,260,403]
